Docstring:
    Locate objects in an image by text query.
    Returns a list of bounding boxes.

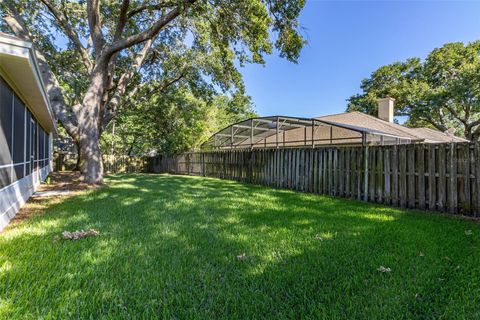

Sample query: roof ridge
[317,111,427,140]
[355,112,429,138]
[315,111,350,118]
[414,127,441,133]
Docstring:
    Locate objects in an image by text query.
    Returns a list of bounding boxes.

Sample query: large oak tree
[1,0,306,183]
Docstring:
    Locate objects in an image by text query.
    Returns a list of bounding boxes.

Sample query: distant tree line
[100,88,256,156]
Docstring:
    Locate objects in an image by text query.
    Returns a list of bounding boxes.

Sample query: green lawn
[1,174,480,319]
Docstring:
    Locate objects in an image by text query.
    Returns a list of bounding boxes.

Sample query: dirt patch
[42,171,102,192]
[4,171,101,230]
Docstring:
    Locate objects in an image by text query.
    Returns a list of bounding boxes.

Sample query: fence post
[363,145,369,201]
[475,142,480,217]
[248,151,253,183]
[449,143,457,214]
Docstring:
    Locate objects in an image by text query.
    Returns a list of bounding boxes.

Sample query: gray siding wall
[0,164,51,231]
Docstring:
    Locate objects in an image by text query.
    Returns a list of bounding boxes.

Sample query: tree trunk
[77,62,109,184]
[464,126,473,141]
[75,140,81,171]
[78,129,103,183]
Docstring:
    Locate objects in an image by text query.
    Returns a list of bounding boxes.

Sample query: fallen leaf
[236,253,247,261]
[465,230,473,236]
[377,266,391,273]
[62,229,100,240]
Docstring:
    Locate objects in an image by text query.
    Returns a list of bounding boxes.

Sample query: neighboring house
[0,33,56,231]
[315,98,467,144]
[203,97,467,149]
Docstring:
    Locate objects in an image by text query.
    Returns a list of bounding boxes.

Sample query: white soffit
[0,34,56,133]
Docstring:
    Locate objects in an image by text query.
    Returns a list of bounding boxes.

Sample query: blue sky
[239,0,480,118]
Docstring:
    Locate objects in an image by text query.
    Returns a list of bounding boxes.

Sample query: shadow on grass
[0,174,479,318]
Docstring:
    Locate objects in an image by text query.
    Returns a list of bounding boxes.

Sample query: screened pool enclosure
[202,116,417,150]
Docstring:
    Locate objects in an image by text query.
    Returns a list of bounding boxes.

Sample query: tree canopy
[100,86,256,156]
[1,0,306,182]
[348,41,480,140]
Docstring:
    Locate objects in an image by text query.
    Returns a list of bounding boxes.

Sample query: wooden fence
[53,153,149,173]
[152,142,480,217]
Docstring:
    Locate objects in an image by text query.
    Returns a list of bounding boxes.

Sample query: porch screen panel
[0,74,51,187]
[45,132,50,167]
[39,126,45,167]
[0,77,13,166]
[34,122,39,170]
[47,133,50,164]
[25,110,31,175]
[13,95,25,181]
[0,78,12,188]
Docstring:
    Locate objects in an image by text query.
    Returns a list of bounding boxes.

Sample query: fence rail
[151,143,480,217]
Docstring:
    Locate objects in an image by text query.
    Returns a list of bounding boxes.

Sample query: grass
[1,174,480,319]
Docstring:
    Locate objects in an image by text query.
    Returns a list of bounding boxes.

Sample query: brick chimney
[377,97,395,123]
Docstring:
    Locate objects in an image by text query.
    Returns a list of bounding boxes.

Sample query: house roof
[315,111,467,143]
[0,33,56,133]
[408,127,468,143]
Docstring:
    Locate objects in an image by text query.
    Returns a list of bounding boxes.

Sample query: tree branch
[144,73,185,99]
[39,0,93,72]
[113,0,130,41]
[444,104,467,125]
[127,2,175,18]
[99,0,131,128]
[466,118,480,130]
[101,39,154,130]
[471,125,480,140]
[87,0,105,54]
[4,4,79,141]
[419,113,448,132]
[107,0,196,56]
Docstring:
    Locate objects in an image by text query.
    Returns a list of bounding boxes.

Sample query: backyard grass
[1,174,480,319]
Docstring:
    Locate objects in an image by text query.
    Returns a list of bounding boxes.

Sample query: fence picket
[407,145,416,208]
[437,145,446,211]
[383,147,391,205]
[475,143,480,217]
[399,145,407,208]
